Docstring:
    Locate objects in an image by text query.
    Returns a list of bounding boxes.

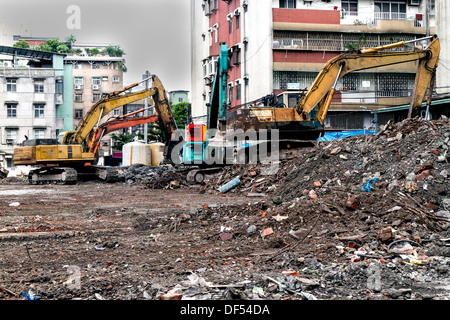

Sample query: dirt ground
[0,117,449,301]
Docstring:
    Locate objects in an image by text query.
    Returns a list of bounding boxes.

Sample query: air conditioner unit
[3,61,12,67]
[6,139,14,145]
[409,0,420,5]
[74,85,83,90]
[92,85,100,90]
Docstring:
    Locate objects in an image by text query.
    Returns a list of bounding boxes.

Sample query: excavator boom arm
[87,115,160,154]
[296,35,440,123]
[69,88,157,144]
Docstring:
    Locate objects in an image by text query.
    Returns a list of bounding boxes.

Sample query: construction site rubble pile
[163,116,450,300]
[123,163,189,189]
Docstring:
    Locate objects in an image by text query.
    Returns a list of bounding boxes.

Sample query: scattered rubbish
[94,293,105,300]
[161,288,183,300]
[219,233,233,241]
[282,270,300,277]
[246,225,257,234]
[252,287,265,297]
[217,177,241,193]
[94,246,106,251]
[246,193,266,197]
[377,227,395,243]
[9,202,20,207]
[272,214,289,222]
[21,290,41,300]
[387,206,402,212]
[361,177,379,192]
[261,227,274,238]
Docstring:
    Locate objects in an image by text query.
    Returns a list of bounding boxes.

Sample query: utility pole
[143,70,150,144]
[425,0,430,37]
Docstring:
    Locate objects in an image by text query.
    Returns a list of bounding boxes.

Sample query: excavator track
[28,167,78,185]
[93,166,124,183]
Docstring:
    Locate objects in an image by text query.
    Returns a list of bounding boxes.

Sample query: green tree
[105,45,125,57]
[171,101,189,129]
[36,43,52,52]
[36,39,69,53]
[110,133,139,150]
[65,34,77,48]
[13,40,30,49]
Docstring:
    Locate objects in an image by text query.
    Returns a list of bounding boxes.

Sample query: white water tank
[122,141,151,166]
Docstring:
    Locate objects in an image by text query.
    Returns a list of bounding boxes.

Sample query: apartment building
[64,43,125,157]
[169,90,190,104]
[191,0,443,131]
[0,45,73,174]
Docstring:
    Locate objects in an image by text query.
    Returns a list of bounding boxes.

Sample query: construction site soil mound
[0,117,449,301]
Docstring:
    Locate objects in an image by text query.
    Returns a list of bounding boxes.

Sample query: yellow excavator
[227,35,440,141]
[13,75,177,184]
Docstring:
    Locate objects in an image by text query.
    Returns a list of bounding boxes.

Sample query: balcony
[374,12,407,21]
[273,32,418,52]
[0,68,55,77]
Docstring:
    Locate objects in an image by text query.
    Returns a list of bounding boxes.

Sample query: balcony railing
[273,33,418,52]
[0,68,55,77]
[374,12,407,21]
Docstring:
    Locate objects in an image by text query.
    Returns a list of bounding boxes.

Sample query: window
[74,109,84,119]
[113,76,120,83]
[7,78,17,92]
[213,24,219,43]
[279,0,296,8]
[231,46,241,65]
[92,93,101,102]
[34,129,45,139]
[74,93,83,102]
[236,13,240,29]
[342,0,358,17]
[203,61,207,77]
[228,84,233,103]
[374,1,407,20]
[6,158,15,168]
[113,109,120,116]
[74,77,84,88]
[6,104,17,118]
[56,79,63,94]
[6,128,18,144]
[236,82,241,101]
[91,62,100,69]
[34,79,44,93]
[92,77,101,86]
[178,97,184,102]
[229,16,233,33]
[34,104,45,118]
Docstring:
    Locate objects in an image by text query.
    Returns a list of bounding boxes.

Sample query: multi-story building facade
[191,0,443,131]
[64,43,125,157]
[169,90,190,104]
[0,45,73,174]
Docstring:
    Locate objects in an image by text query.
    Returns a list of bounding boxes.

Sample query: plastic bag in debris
[21,290,41,300]
[361,177,379,192]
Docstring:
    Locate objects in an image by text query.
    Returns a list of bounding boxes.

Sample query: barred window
[273,71,318,91]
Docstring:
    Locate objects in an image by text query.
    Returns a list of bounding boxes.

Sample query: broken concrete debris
[0,117,449,301]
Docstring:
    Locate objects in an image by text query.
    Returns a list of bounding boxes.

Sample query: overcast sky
[0,0,191,92]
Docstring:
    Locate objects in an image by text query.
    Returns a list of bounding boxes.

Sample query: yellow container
[149,142,165,166]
